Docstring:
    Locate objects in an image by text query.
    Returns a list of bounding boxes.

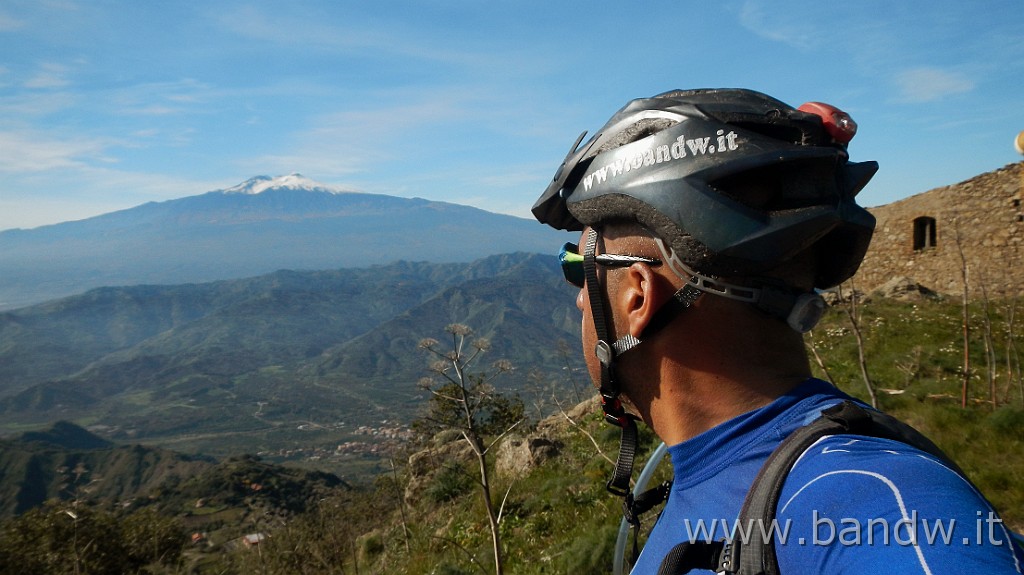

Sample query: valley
[0,251,585,480]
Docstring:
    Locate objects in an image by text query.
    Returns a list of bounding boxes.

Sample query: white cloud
[241,86,483,179]
[106,78,211,115]
[0,165,233,231]
[737,0,822,50]
[211,4,480,66]
[122,105,184,116]
[0,130,108,172]
[215,5,402,54]
[23,62,72,89]
[893,67,974,103]
[0,10,25,31]
[70,167,230,202]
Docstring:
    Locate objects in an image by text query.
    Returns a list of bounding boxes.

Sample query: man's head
[535,88,877,429]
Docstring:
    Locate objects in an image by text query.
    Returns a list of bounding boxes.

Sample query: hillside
[0,421,215,517]
[0,419,353,574]
[0,252,583,468]
[1,291,1022,574]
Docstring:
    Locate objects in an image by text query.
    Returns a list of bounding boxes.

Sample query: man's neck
[644,367,810,445]
[623,303,813,445]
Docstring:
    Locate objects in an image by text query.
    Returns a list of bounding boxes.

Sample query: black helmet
[532,88,877,289]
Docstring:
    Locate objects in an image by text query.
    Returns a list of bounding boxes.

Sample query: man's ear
[618,263,669,338]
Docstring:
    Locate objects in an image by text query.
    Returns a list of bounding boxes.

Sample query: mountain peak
[220,174,352,195]
[19,420,113,450]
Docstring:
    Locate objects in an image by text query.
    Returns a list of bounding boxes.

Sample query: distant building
[242,533,268,548]
[854,162,1024,299]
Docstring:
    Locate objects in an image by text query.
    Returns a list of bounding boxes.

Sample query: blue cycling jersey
[630,378,1023,574]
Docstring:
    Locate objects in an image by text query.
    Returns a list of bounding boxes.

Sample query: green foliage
[213,484,396,575]
[988,406,1024,437]
[809,297,1024,405]
[150,454,346,518]
[414,380,526,442]
[426,464,474,504]
[429,564,476,575]
[0,502,186,575]
[360,532,386,564]
[483,392,527,437]
[0,422,215,519]
[548,523,619,573]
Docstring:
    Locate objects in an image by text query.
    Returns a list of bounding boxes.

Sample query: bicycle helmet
[533,88,877,289]
[534,89,879,552]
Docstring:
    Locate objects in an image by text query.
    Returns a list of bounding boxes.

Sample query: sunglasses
[559,242,662,288]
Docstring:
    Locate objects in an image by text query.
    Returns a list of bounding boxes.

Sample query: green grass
[810,296,1024,530]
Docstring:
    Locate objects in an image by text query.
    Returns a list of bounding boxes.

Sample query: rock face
[855,161,1024,299]
[492,397,598,479]
[495,435,563,480]
[871,276,939,301]
[404,434,474,506]
[403,398,591,502]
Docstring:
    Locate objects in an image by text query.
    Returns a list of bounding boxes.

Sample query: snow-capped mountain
[221,174,352,195]
[0,175,568,310]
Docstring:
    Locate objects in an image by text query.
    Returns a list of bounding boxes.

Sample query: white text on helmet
[583,130,740,192]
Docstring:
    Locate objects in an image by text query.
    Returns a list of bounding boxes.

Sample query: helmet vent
[596,118,677,154]
[729,119,825,147]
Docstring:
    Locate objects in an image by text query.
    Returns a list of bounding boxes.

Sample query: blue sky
[1,0,1022,231]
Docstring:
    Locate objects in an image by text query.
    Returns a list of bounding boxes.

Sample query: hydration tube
[613,441,669,575]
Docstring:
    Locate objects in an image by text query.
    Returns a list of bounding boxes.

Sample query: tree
[416,324,525,575]
[838,282,877,408]
[0,502,185,575]
[952,213,972,408]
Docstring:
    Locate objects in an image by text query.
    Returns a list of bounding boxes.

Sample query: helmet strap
[655,239,826,333]
[584,228,710,564]
[581,229,639,498]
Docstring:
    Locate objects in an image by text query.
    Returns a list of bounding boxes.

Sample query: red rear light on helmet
[798,101,857,144]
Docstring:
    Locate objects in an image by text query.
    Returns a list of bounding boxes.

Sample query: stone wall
[854,161,1024,298]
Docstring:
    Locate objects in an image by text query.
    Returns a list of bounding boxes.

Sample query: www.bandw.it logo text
[582,130,740,192]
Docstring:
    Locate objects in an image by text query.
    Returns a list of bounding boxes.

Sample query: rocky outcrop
[495,435,562,480]
[871,276,939,301]
[404,433,474,506]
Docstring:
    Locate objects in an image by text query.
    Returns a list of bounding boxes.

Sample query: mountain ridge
[0,252,583,460]
[0,175,568,309]
[0,420,217,517]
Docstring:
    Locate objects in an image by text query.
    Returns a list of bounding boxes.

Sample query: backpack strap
[656,540,727,575]
[656,400,968,575]
[730,400,967,575]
